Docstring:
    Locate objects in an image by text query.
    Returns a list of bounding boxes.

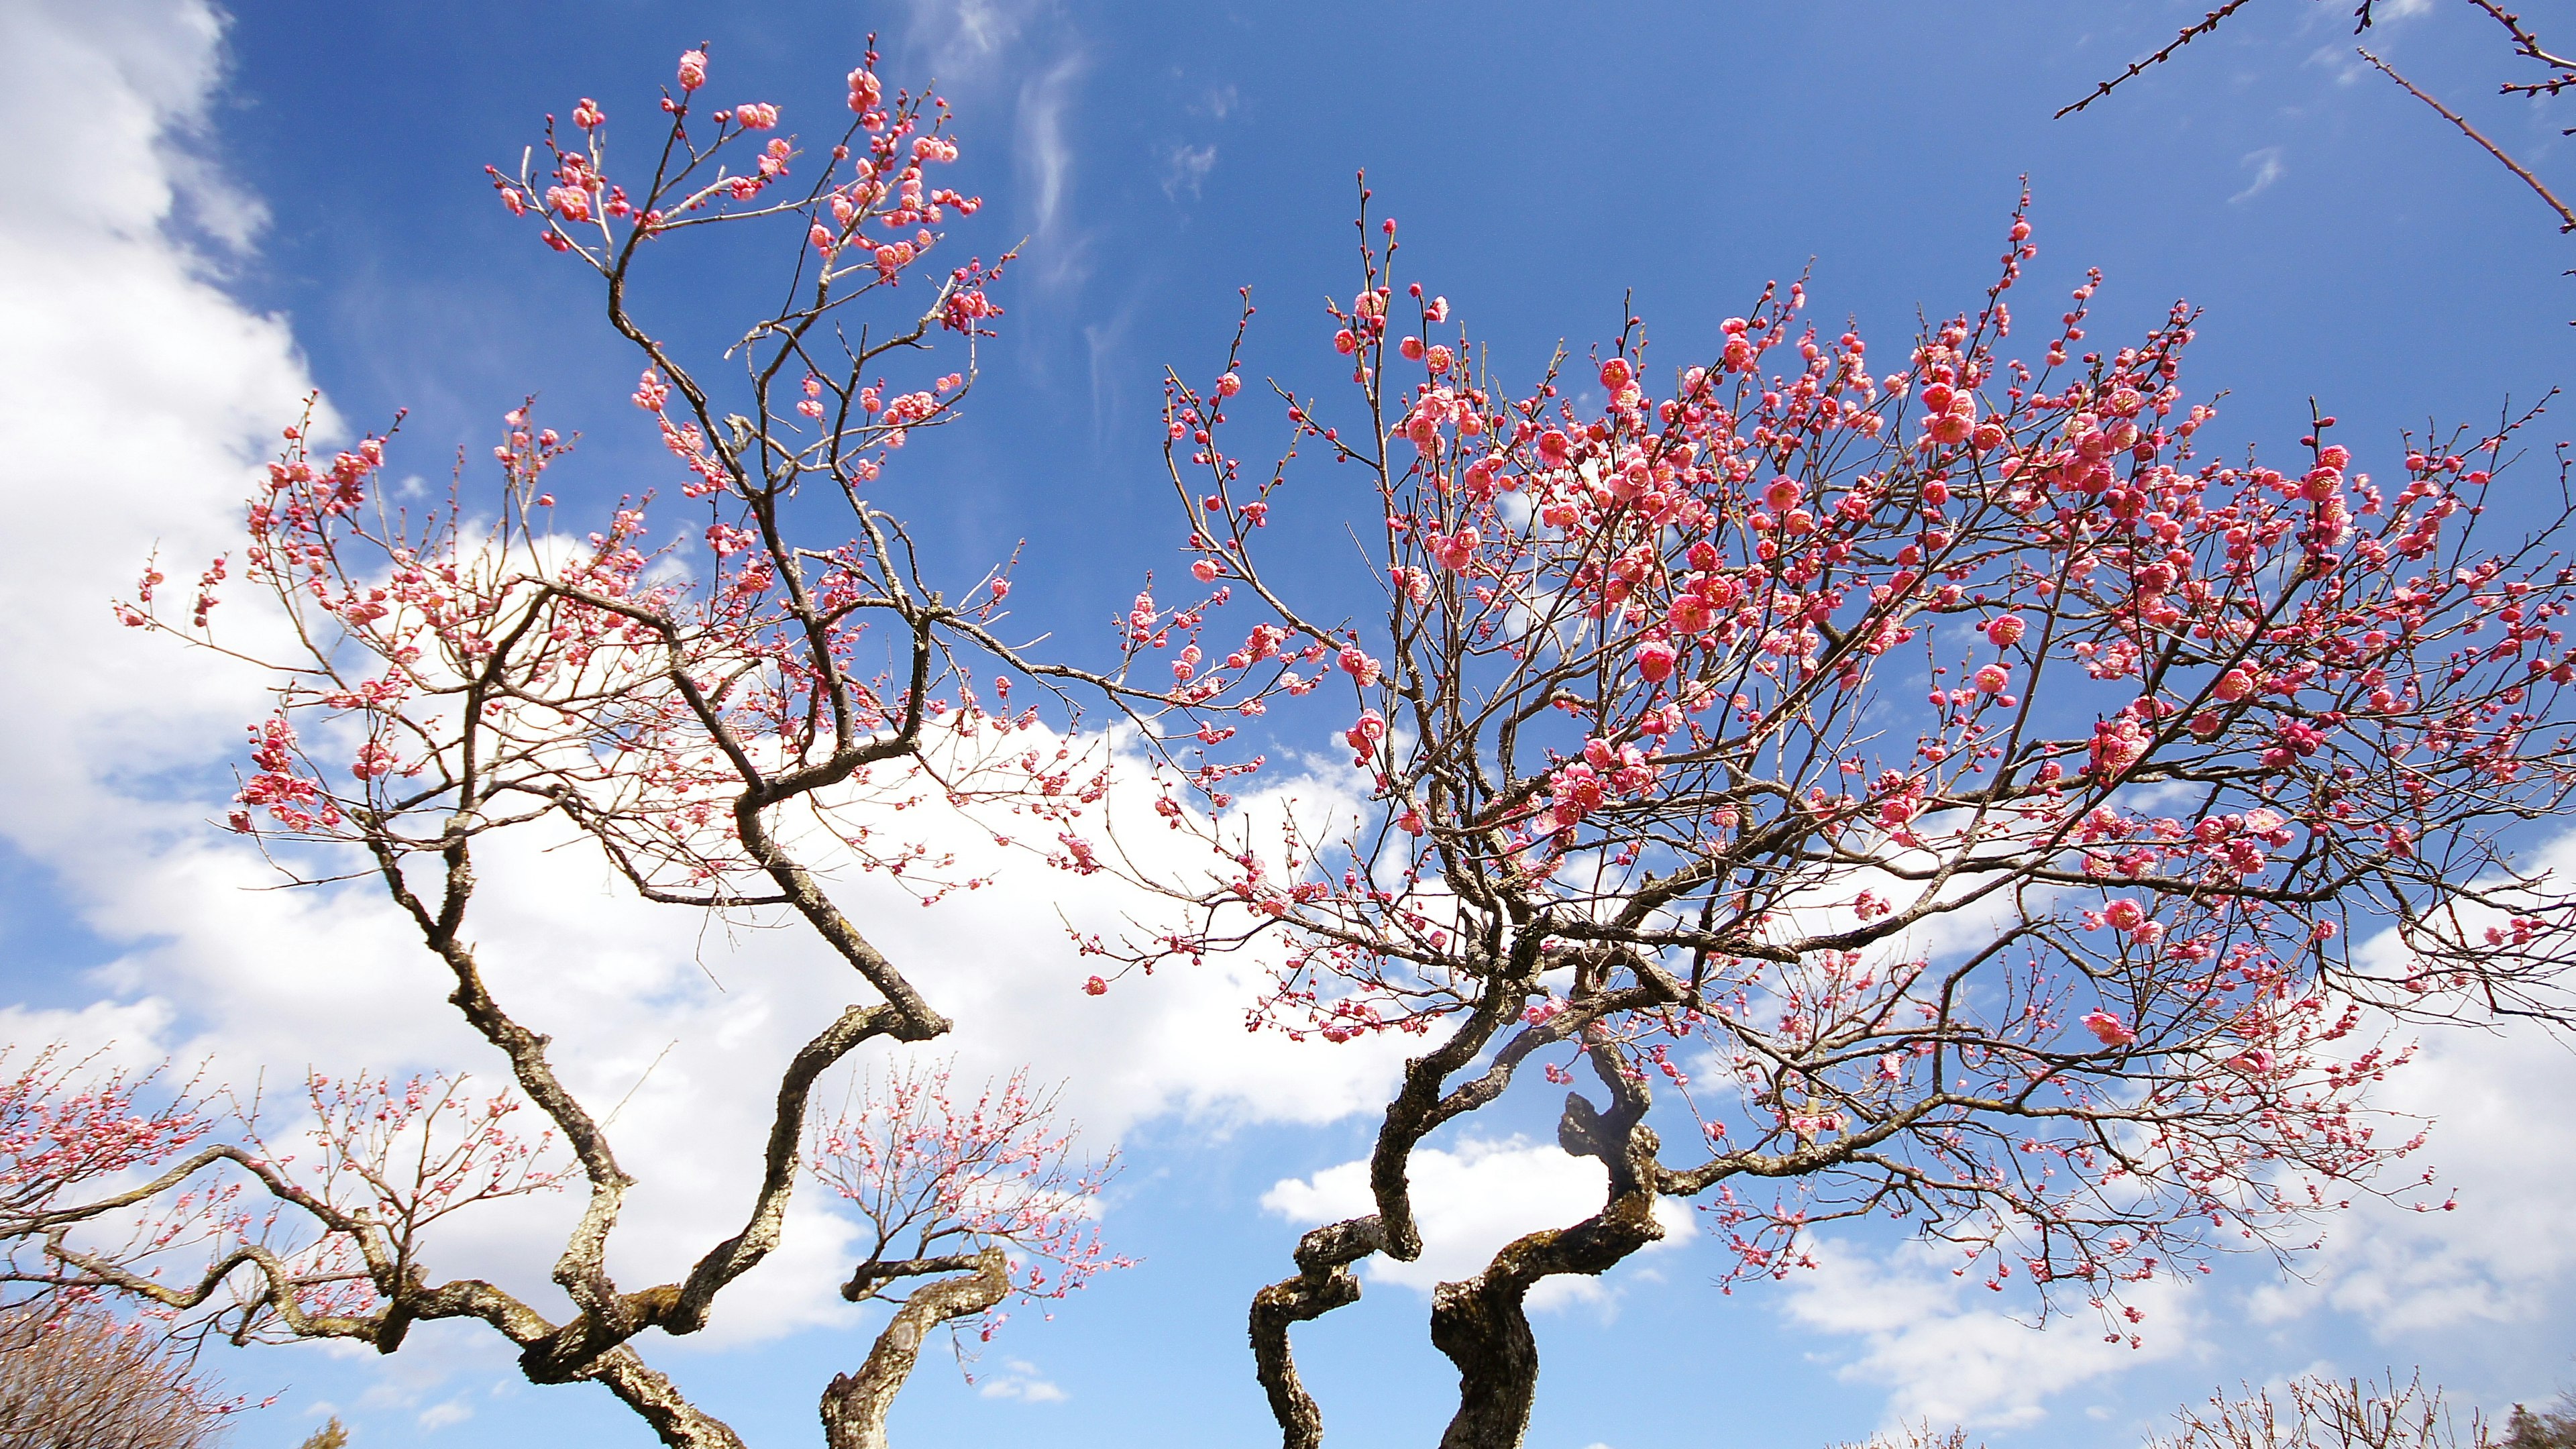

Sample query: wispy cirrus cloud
[2231,145,2286,202]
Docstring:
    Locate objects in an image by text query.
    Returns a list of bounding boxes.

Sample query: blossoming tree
[0,1293,236,1449]
[11,34,2576,1449]
[1087,193,2576,1447]
[44,44,1150,1449]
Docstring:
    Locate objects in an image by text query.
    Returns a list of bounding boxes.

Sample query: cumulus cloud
[975,1357,1067,1402]
[2244,1010,2576,1336]
[2229,835,2576,1340]
[1781,1238,2200,1432]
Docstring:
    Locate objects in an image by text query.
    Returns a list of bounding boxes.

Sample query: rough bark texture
[1428,1191,1664,1449]
[592,1346,751,1449]
[1249,1217,1385,1449]
[818,1246,1010,1449]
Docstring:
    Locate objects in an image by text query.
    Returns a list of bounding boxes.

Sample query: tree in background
[0,1298,233,1449]
[2507,1395,2576,1449]
[3,30,2575,1449]
[1838,1369,2527,1448]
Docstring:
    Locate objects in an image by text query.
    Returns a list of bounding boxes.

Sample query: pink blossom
[2082,1010,2138,1047]
[677,49,708,92]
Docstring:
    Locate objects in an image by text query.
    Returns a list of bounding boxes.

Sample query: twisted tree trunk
[819,1246,1010,1449]
[1249,1217,1385,1449]
[1428,1191,1664,1449]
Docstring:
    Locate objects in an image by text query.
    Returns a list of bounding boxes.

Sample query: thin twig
[2057,0,2263,119]
[2359,47,2576,231]
[2463,0,2576,87]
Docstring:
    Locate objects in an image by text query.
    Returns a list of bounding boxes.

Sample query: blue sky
[5,1,2576,1446]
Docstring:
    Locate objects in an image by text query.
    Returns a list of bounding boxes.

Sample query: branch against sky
[2061,1,2576,239]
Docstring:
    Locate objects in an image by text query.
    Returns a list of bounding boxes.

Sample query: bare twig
[2056,0,2263,119]
[2360,46,2576,231]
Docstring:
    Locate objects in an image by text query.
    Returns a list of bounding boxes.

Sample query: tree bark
[592,1346,749,1449]
[1249,1217,1384,1449]
[818,1246,1009,1449]
[1428,1191,1664,1449]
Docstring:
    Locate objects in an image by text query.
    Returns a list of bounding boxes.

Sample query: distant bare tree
[2153,1371,2488,1449]
[1826,1371,2513,1449]
[0,1300,229,1449]
[1833,1426,1981,1449]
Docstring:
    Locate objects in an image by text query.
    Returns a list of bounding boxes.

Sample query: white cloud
[417,1397,474,1430]
[2244,1009,2576,1336]
[1161,142,1218,200]
[1782,1238,2200,1432]
[902,0,1050,84]
[1016,51,1089,288]
[2229,837,2576,1339]
[1262,1135,1693,1311]
[2231,146,2286,203]
[975,1357,1067,1402]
